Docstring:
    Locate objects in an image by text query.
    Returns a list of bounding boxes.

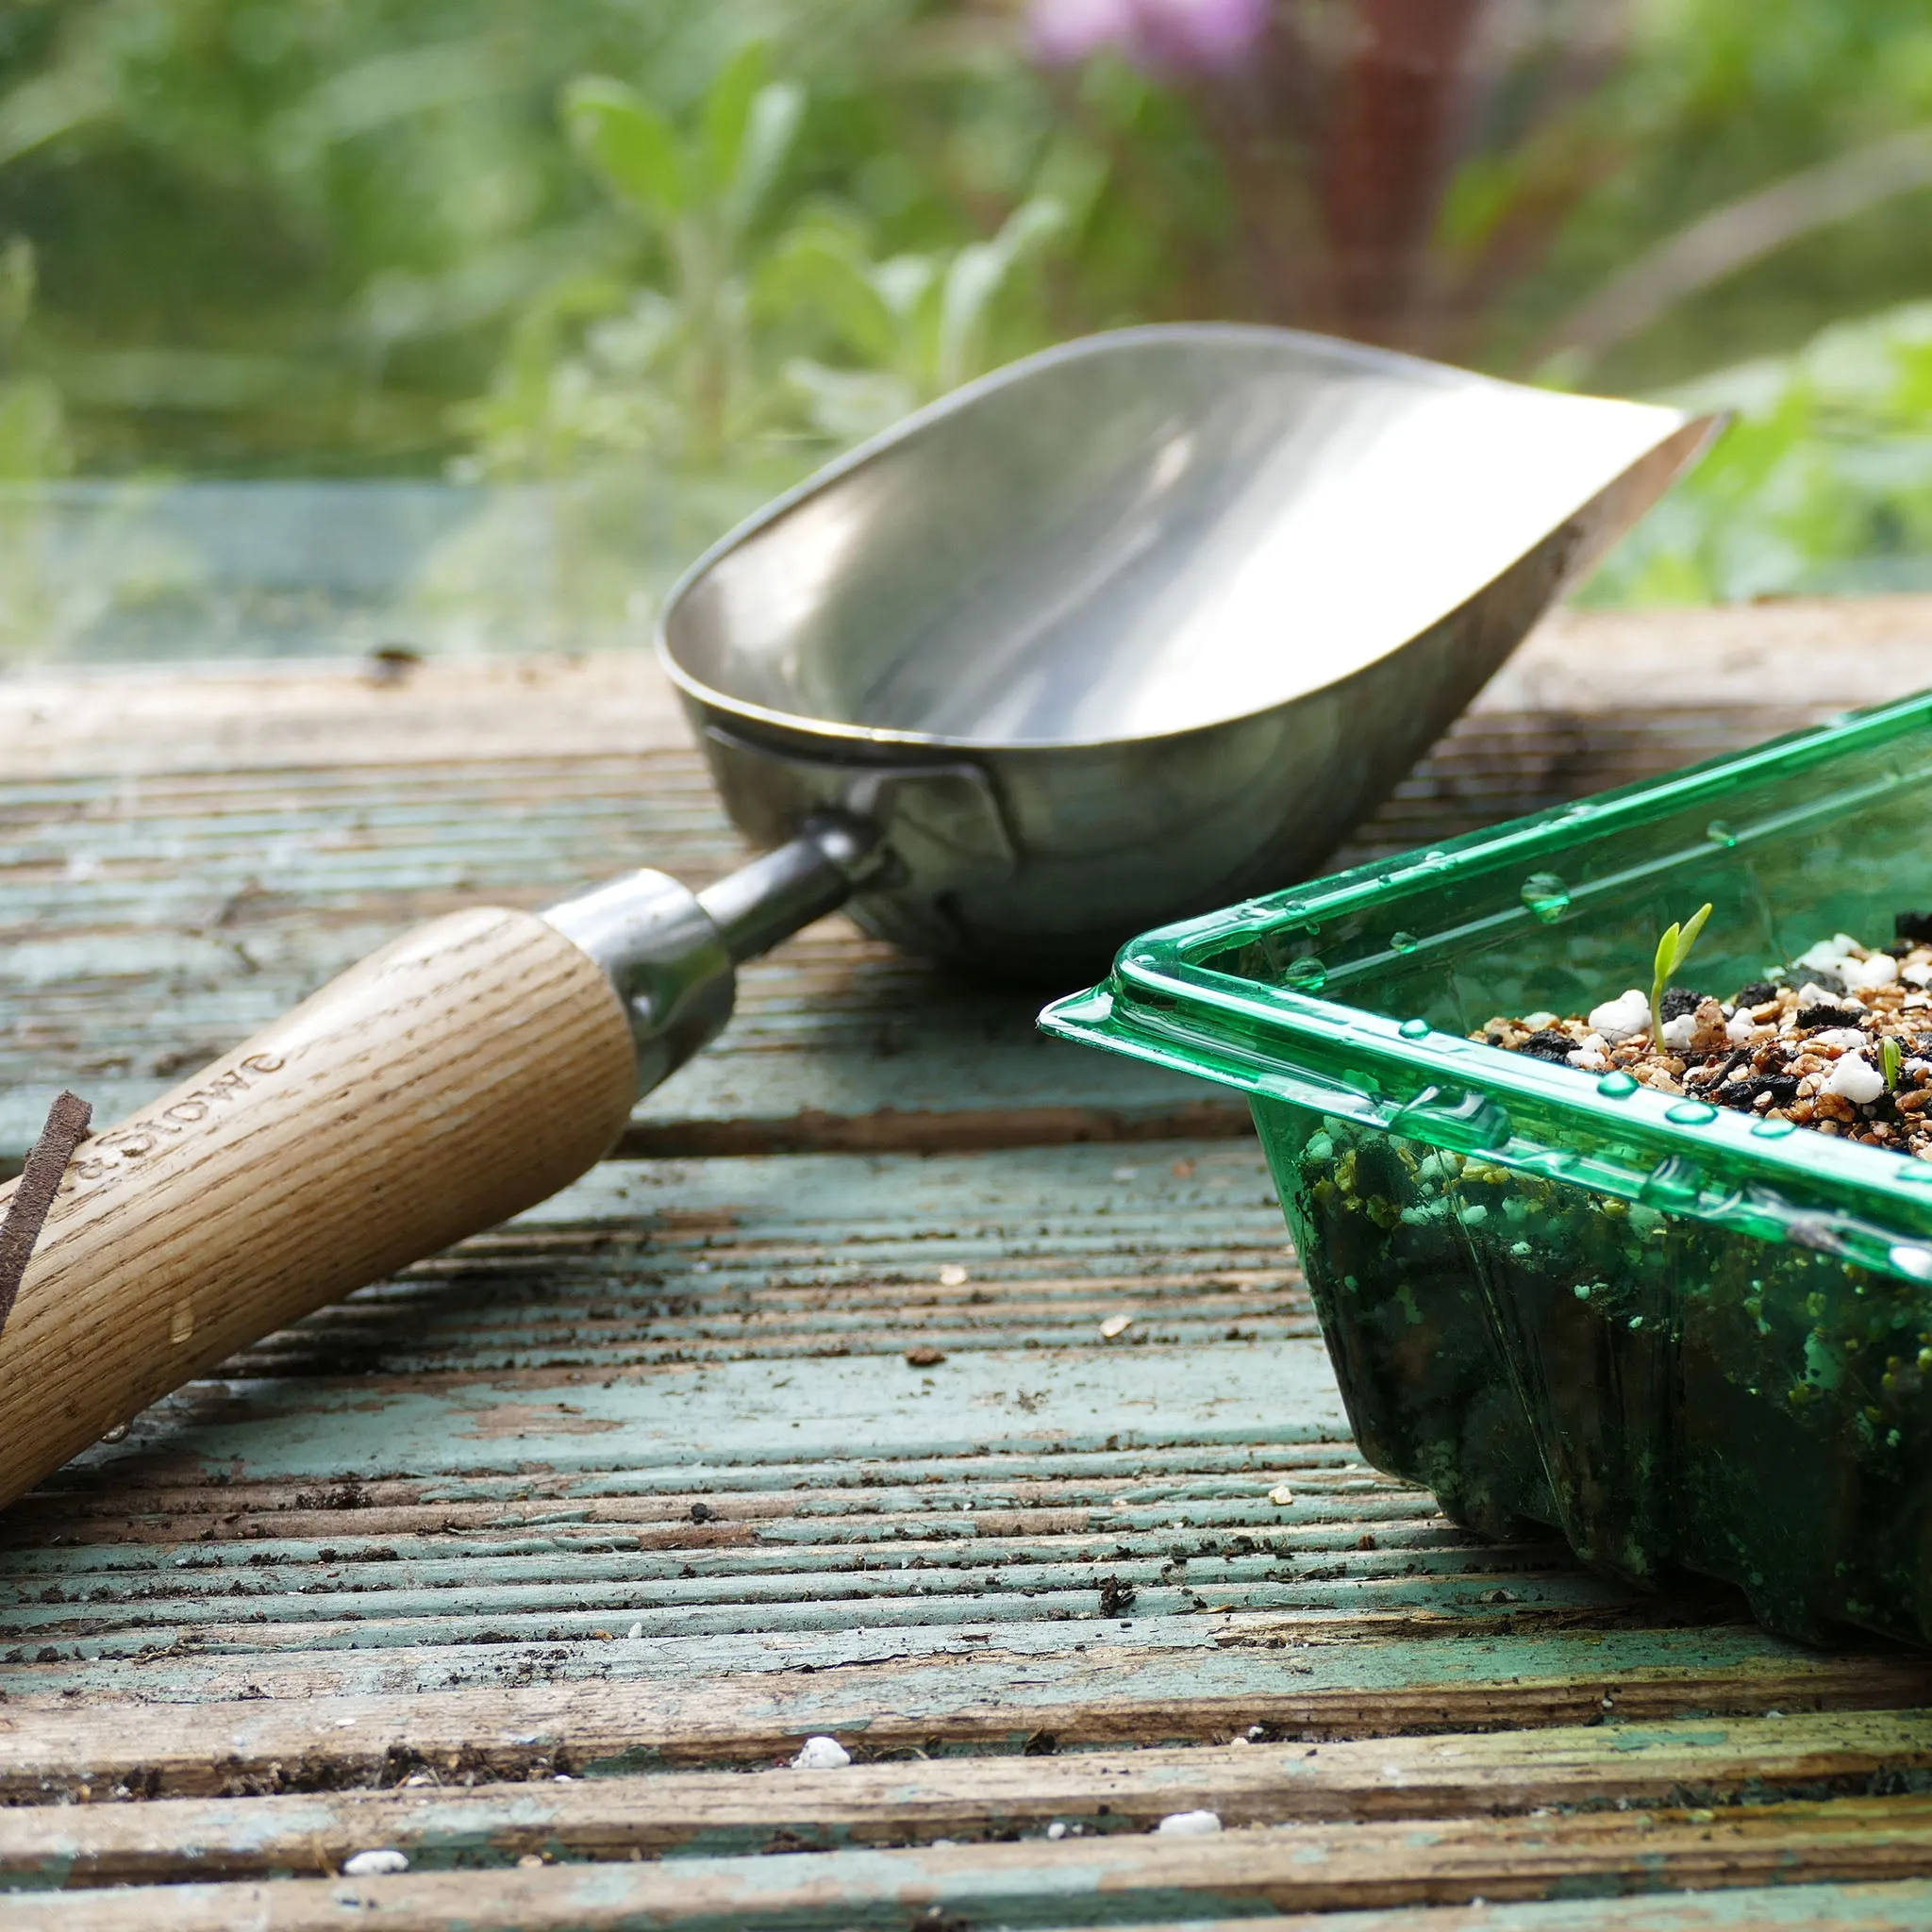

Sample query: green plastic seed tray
[1041,690,1932,1646]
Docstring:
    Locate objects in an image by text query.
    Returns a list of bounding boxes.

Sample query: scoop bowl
[661,323,1714,981]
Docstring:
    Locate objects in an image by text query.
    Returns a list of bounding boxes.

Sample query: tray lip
[1041,687,1932,1277]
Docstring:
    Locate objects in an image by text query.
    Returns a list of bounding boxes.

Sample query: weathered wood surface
[8,596,1930,1170]
[7,597,1932,1927]
[4,1710,1927,1884]
[14,1802,1932,1924]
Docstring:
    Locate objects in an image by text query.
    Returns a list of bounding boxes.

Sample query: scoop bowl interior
[660,324,1712,979]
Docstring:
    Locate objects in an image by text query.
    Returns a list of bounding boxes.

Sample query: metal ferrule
[541,816,884,1100]
[541,871,737,1099]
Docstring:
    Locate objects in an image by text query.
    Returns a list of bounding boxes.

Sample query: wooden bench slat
[4,1711,1928,1885]
[3,1140,1927,1776]
[10,598,1924,1168]
[6,597,1930,779]
[11,1796,1932,1925]
[4,1634,1929,1799]
[1124,1892,1932,1932]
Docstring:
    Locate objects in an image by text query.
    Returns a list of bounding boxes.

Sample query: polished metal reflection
[661,323,1713,980]
[542,869,737,1092]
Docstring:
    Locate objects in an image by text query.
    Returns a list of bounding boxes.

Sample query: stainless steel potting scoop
[0,324,1711,1507]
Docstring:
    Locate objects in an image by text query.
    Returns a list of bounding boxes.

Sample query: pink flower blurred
[1026,0,1270,73]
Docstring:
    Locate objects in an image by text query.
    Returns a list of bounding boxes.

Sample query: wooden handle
[0,908,637,1507]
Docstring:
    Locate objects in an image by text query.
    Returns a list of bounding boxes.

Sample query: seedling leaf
[1884,1035,1905,1091]
[1650,902,1714,1042]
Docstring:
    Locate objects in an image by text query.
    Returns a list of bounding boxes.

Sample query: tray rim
[1041,687,1932,1282]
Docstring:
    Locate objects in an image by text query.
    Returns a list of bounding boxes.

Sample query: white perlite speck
[1587,990,1651,1043]
[341,1849,409,1876]
[1826,1051,1886,1105]
[791,1736,852,1770]
[1809,1028,1867,1054]
[1659,1014,1697,1052]
[1850,952,1900,990]
[1796,934,1863,973]
[1797,982,1863,1013]
[1157,1809,1224,1837]
[1566,1032,1609,1071]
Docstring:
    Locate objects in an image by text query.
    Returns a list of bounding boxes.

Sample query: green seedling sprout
[1650,903,1713,1042]
[1884,1035,1905,1092]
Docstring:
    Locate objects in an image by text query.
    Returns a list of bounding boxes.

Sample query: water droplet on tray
[1520,873,1570,924]
[1283,956,1326,992]
[1666,1100,1717,1125]
[1641,1155,1703,1206]
[1889,1244,1932,1281]
[1751,1116,1798,1139]
[1399,1018,1430,1039]
[1899,1162,1932,1183]
[1390,930,1420,954]
[1706,819,1738,848]
[1597,1071,1638,1098]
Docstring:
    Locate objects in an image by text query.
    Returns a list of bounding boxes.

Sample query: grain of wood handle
[0,908,638,1508]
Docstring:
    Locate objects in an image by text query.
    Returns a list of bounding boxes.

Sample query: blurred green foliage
[1523,0,1932,391]
[3,0,1932,601]
[454,42,817,481]
[1586,302,1932,603]
[0,238,67,477]
[453,37,1066,491]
